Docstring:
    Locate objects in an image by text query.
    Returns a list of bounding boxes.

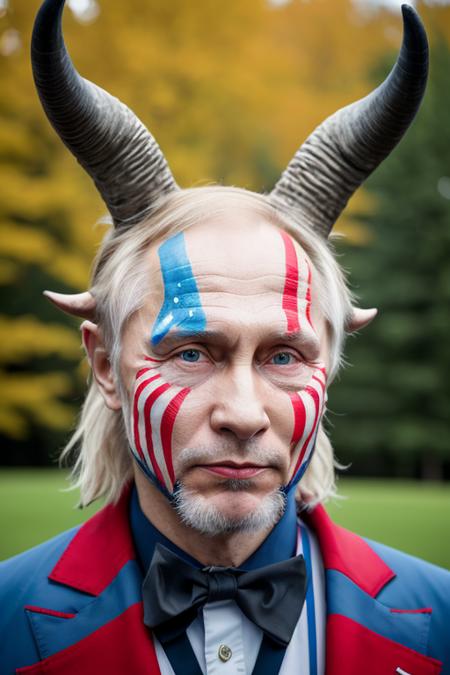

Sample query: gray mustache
[175,443,285,471]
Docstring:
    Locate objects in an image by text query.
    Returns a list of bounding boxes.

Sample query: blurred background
[0,0,449,563]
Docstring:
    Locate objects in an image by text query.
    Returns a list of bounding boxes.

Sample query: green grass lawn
[328,479,450,569]
[0,469,449,568]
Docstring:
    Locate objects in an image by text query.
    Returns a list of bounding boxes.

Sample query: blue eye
[180,349,201,362]
[272,352,293,365]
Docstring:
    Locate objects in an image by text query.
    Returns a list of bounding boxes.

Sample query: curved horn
[31,0,178,228]
[346,307,378,333]
[270,4,428,238]
[43,290,96,319]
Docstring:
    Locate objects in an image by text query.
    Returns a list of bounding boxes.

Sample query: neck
[134,468,282,568]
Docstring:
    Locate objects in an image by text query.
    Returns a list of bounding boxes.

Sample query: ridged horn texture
[31,0,178,228]
[270,4,428,238]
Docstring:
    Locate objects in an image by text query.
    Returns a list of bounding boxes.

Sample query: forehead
[182,215,287,283]
[139,209,323,350]
[147,211,313,296]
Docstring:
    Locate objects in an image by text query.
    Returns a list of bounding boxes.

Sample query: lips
[199,462,267,479]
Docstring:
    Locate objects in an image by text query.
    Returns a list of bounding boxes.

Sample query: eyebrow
[275,330,321,356]
[152,330,226,349]
[152,328,321,354]
[279,330,309,342]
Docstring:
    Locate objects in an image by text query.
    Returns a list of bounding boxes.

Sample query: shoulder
[368,538,450,618]
[367,539,450,671]
[0,526,80,598]
[368,538,450,600]
[307,503,450,598]
[0,527,80,673]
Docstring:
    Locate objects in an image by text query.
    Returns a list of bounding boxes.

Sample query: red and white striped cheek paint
[279,230,328,489]
[130,357,191,496]
[287,364,327,487]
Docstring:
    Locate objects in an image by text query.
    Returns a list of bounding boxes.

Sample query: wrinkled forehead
[148,213,314,298]
[140,211,323,353]
[180,216,292,287]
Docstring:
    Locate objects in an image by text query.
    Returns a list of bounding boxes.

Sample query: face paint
[127,224,328,502]
[286,363,327,490]
[280,230,300,333]
[135,232,204,494]
[279,230,315,334]
[151,232,206,346]
[130,362,191,496]
[130,231,206,495]
[304,257,314,331]
[279,230,327,491]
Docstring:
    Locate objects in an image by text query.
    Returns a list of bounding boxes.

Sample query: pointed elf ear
[43,290,96,320]
[80,319,121,410]
[80,320,99,366]
[346,307,378,333]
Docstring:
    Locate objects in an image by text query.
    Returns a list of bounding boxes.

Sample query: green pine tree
[329,38,450,480]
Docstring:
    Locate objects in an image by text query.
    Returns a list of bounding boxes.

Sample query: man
[0,0,448,673]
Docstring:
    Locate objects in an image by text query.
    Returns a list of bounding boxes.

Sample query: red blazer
[1,485,447,675]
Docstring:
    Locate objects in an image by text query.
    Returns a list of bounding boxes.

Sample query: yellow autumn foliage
[0,0,448,453]
[0,315,81,363]
[0,223,59,265]
[0,259,19,285]
[0,371,75,438]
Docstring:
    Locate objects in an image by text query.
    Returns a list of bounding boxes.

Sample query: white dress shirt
[153,522,325,675]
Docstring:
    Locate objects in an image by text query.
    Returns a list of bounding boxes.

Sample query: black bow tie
[142,543,307,647]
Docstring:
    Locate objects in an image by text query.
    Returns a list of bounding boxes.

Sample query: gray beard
[172,481,287,537]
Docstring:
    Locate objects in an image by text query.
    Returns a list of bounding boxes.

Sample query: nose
[209,366,270,441]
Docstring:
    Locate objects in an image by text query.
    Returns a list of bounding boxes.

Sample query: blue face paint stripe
[133,453,173,501]
[301,524,318,675]
[285,425,319,495]
[151,232,206,346]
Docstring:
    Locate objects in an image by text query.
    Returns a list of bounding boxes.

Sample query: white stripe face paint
[123,225,328,498]
[287,364,327,488]
[279,230,328,489]
[126,231,205,495]
[130,361,191,495]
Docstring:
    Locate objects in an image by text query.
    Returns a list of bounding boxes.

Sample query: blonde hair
[61,186,354,507]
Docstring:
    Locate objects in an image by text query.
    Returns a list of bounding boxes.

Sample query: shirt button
[218,644,232,662]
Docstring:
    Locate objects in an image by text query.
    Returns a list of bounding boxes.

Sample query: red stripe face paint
[304,258,314,332]
[130,367,191,494]
[280,230,300,333]
[289,392,307,447]
[287,363,327,488]
[280,230,316,335]
[278,230,326,488]
[160,388,191,486]
[133,372,161,463]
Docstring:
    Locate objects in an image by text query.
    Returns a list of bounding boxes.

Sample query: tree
[329,23,450,480]
[0,0,430,465]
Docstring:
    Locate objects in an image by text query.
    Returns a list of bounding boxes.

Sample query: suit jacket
[1,484,449,675]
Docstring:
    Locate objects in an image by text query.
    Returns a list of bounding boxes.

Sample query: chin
[172,482,286,537]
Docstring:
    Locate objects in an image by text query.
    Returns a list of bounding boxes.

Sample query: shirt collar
[129,484,298,573]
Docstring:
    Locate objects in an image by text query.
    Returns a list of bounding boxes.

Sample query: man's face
[119,211,328,530]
